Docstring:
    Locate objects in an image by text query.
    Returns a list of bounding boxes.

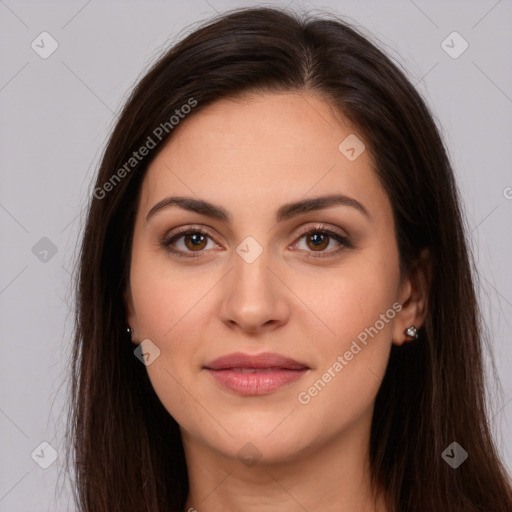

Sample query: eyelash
[160,224,353,259]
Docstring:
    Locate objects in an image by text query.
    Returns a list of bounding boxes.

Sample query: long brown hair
[65,6,512,511]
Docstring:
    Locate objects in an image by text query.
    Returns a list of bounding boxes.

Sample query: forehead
[139,91,390,223]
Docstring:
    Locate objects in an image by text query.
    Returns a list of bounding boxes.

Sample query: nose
[219,250,291,335]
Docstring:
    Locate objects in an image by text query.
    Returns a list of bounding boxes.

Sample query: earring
[127,326,133,339]
[405,325,419,340]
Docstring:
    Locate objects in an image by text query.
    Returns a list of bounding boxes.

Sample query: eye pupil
[307,232,329,251]
[185,233,207,250]
[165,228,346,258]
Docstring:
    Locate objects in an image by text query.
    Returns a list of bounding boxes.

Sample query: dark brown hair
[65,6,512,511]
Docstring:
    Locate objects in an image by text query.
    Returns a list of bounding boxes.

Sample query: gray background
[1,0,511,510]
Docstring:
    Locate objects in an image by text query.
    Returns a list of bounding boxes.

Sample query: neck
[182,413,388,512]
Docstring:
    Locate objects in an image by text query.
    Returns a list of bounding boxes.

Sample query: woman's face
[126,91,414,465]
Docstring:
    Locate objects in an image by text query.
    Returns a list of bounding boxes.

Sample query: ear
[124,284,138,343]
[392,248,432,346]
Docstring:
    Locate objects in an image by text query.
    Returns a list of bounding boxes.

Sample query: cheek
[292,255,399,350]
[290,276,397,441]
[291,249,399,407]
[129,253,217,424]
[129,247,209,339]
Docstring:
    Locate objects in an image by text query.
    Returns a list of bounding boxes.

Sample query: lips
[204,352,309,371]
[204,352,309,395]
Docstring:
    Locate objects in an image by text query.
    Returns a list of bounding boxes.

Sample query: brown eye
[294,228,352,257]
[183,233,208,251]
[161,226,353,259]
[161,228,215,257]
[305,232,330,251]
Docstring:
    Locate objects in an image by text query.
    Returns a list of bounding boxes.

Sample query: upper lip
[204,352,309,370]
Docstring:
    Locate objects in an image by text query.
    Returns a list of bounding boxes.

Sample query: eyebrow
[145,193,371,223]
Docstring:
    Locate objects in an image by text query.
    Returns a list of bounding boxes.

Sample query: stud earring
[127,326,133,339]
[405,325,419,340]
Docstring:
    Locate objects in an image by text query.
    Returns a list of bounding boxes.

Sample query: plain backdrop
[0,1,511,510]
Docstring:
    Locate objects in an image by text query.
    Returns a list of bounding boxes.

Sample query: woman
[65,6,512,511]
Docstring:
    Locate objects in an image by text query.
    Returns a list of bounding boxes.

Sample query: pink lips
[204,352,309,395]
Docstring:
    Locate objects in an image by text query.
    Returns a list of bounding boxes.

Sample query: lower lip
[205,368,308,395]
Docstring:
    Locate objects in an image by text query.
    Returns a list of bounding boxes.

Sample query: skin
[125,91,430,512]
